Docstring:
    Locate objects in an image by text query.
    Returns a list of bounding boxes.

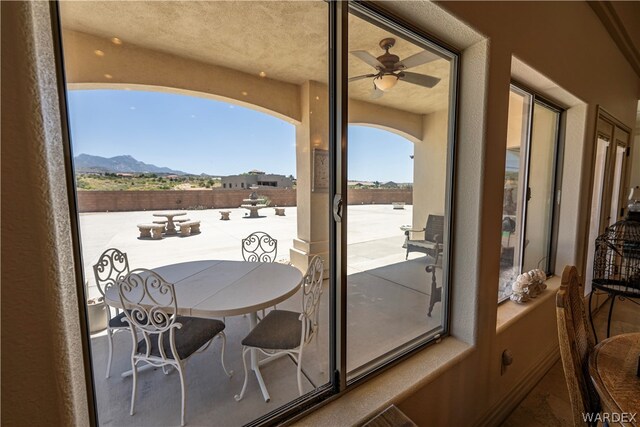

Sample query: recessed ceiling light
[315,96,320,100]
[94,50,105,57]
[241,91,248,96]
[104,73,113,79]
[259,71,266,78]
[111,37,122,45]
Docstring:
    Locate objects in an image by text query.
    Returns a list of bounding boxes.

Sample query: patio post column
[290,81,330,273]
[412,110,449,228]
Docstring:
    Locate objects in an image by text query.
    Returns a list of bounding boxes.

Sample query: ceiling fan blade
[351,50,385,69]
[400,72,441,88]
[370,86,384,99]
[398,50,440,70]
[349,74,376,82]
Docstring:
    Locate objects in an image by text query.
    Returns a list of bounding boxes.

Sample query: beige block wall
[75,188,412,212]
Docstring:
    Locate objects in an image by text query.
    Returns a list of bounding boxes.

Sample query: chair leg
[130,359,138,416]
[218,333,233,377]
[106,327,114,379]
[234,347,250,401]
[176,362,187,427]
[296,349,304,396]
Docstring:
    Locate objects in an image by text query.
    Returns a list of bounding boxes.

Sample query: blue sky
[67,90,414,182]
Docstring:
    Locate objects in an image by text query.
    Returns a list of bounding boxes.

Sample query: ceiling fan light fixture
[374,74,399,91]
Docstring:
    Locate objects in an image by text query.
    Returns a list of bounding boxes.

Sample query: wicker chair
[556,265,601,426]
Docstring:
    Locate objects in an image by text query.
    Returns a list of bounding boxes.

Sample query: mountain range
[74,154,188,175]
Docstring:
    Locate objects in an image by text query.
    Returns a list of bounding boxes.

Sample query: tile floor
[502,297,640,426]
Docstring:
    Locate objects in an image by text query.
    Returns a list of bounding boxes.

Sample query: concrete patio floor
[80,204,443,426]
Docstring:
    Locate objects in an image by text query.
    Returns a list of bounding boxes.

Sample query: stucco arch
[62,30,302,124]
[349,99,424,144]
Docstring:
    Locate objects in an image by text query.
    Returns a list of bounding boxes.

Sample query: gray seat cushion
[137,317,225,360]
[108,311,129,328]
[241,310,301,350]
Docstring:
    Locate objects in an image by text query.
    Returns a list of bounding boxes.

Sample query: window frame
[342,1,459,385]
[51,0,461,425]
[498,81,565,303]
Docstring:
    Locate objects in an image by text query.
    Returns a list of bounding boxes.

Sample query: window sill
[496,275,561,333]
[294,337,473,426]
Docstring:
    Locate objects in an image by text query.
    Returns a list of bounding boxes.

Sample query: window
[345,4,457,380]
[56,1,457,424]
[499,84,562,302]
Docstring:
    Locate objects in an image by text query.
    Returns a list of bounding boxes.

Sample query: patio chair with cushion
[242,231,279,317]
[235,255,324,401]
[241,231,278,262]
[118,268,231,427]
[93,248,131,378]
[403,214,444,262]
[556,265,601,426]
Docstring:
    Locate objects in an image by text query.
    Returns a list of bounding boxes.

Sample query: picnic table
[152,211,187,235]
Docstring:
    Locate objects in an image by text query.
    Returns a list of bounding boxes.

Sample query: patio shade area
[83,205,443,426]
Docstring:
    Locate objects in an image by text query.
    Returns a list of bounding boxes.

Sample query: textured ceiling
[60,1,452,115]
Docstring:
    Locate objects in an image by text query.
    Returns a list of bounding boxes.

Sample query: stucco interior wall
[376,1,639,426]
[1,2,90,425]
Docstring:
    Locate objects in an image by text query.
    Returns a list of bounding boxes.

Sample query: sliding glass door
[344,4,457,380]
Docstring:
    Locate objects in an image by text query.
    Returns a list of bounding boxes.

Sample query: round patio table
[152,211,187,235]
[589,332,640,426]
[105,259,303,402]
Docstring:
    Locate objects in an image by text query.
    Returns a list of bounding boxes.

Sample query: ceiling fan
[349,38,441,98]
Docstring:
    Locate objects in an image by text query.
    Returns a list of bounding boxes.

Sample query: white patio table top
[104,259,303,401]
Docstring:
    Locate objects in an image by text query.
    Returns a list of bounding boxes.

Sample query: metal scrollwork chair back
[117,268,231,426]
[92,248,131,378]
[242,231,277,262]
[235,256,325,402]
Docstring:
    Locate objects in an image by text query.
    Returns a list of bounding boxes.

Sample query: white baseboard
[476,346,560,427]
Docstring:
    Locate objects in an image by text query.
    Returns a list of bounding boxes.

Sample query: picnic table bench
[178,220,201,236]
[137,224,165,240]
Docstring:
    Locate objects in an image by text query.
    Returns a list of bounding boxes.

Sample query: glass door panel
[608,144,626,226]
[499,88,531,300]
[345,6,455,378]
[584,138,610,294]
[522,102,560,272]
[59,1,331,424]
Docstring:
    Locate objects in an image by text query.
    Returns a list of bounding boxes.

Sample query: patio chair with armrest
[404,214,444,262]
[93,248,131,379]
[235,255,324,402]
[118,268,232,427]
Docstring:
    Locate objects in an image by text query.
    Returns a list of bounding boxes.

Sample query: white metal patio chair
[242,231,278,317]
[241,231,278,262]
[117,268,232,426]
[235,255,324,401]
[93,248,131,378]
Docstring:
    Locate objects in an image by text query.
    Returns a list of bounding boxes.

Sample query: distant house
[221,170,294,189]
[116,173,135,178]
